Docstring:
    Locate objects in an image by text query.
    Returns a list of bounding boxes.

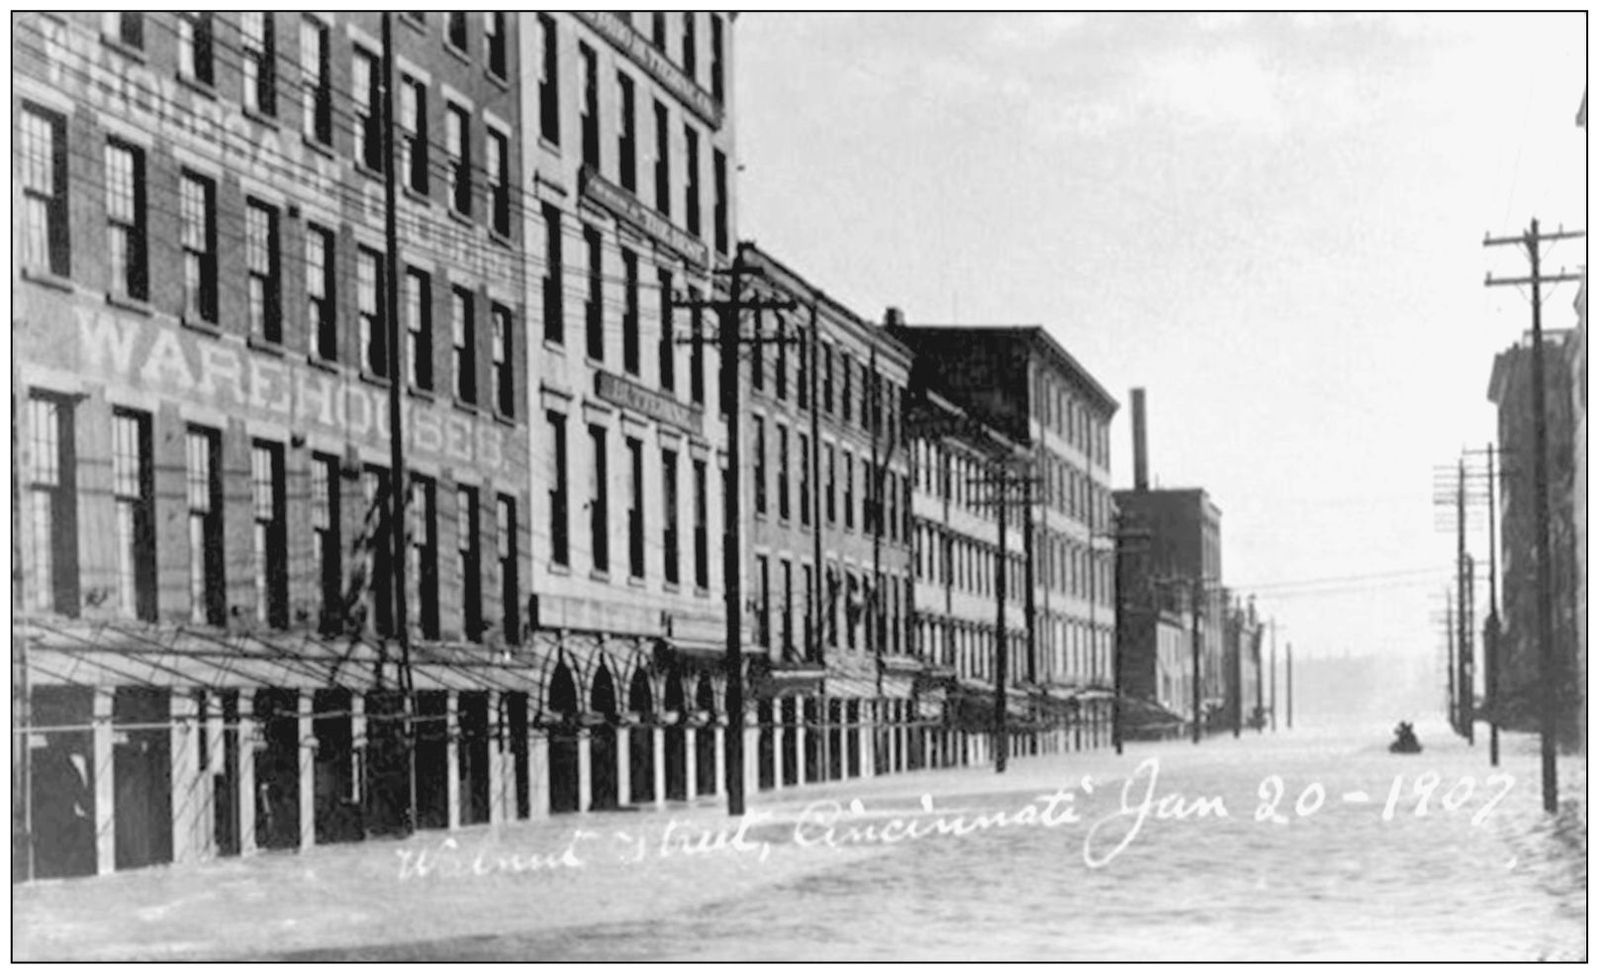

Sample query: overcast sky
[736,11,1587,706]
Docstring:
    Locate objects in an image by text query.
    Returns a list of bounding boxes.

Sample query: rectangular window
[405,267,432,390]
[781,559,794,657]
[589,425,609,572]
[409,475,439,640]
[714,148,729,256]
[401,75,428,194]
[799,433,812,527]
[243,12,276,115]
[446,12,468,52]
[824,445,836,524]
[252,441,289,628]
[821,344,834,413]
[658,268,675,391]
[538,15,559,144]
[617,72,637,192]
[580,42,599,169]
[662,449,680,584]
[653,13,667,50]
[452,286,476,403]
[798,338,810,411]
[753,418,767,514]
[693,459,710,589]
[178,12,214,86]
[585,227,604,359]
[627,437,645,578]
[300,16,332,145]
[484,12,507,80]
[681,11,697,76]
[362,467,393,635]
[311,453,341,632]
[110,12,143,49]
[186,428,225,625]
[446,103,471,216]
[246,199,282,343]
[26,397,78,614]
[112,409,156,621]
[20,105,68,276]
[306,224,336,359]
[622,248,640,375]
[180,173,218,323]
[689,286,705,405]
[487,128,510,236]
[491,302,514,417]
[756,556,771,648]
[842,351,853,419]
[653,101,670,216]
[459,486,483,640]
[774,319,788,401]
[777,422,790,521]
[547,411,569,566]
[498,494,520,642]
[684,125,701,236]
[863,458,875,532]
[104,140,147,300]
[543,205,564,343]
[353,47,382,170]
[843,449,855,530]
[711,14,725,103]
[358,247,386,375]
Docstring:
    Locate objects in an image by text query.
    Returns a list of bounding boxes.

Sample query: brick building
[13,11,533,879]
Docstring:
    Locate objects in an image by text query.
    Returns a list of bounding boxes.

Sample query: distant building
[1222,595,1264,732]
[1570,91,1586,756]
[892,325,1121,750]
[1486,333,1579,749]
[1114,488,1226,737]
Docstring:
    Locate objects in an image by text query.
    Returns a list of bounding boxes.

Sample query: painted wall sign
[580,167,710,271]
[595,370,703,434]
[574,12,724,130]
[38,304,524,481]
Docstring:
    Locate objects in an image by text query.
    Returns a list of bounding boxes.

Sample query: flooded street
[21,716,1578,962]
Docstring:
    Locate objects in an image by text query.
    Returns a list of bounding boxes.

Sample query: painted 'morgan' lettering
[72,309,517,478]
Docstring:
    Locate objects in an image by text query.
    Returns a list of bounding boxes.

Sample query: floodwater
[14,718,1585,961]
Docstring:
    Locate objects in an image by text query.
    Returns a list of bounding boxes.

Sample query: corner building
[515,12,742,815]
[13,12,532,879]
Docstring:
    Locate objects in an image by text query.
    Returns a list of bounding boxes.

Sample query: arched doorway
[694,674,717,796]
[589,666,619,811]
[662,668,688,801]
[627,669,655,804]
[547,663,580,814]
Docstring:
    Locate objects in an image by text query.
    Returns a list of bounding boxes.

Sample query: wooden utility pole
[1285,641,1293,730]
[1485,442,1500,766]
[380,11,417,833]
[1266,617,1276,735]
[1190,577,1203,744]
[674,253,795,817]
[1457,458,1473,743]
[1484,218,1583,814]
[993,464,1010,772]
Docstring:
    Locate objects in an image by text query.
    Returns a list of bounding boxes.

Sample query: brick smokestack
[1131,388,1149,491]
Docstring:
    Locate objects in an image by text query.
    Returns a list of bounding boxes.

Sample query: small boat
[1389,721,1422,754]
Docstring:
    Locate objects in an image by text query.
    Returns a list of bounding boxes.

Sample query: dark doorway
[828,699,844,781]
[506,692,530,820]
[458,692,490,826]
[313,689,361,844]
[215,690,241,855]
[846,700,861,778]
[251,688,297,853]
[780,697,799,786]
[803,697,822,783]
[663,671,687,801]
[589,667,619,811]
[627,670,655,804]
[757,698,775,791]
[28,686,97,879]
[364,690,411,836]
[413,691,450,831]
[547,663,580,814]
[694,674,717,796]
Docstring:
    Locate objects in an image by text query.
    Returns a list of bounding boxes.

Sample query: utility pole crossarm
[1485,273,1582,287]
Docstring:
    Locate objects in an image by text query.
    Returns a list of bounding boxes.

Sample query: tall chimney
[1130,387,1149,491]
[884,306,905,327]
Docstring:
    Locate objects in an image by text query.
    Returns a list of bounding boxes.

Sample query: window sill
[354,162,384,183]
[358,369,393,389]
[452,395,481,415]
[104,292,153,315]
[302,134,335,159]
[246,335,286,356]
[447,206,476,228]
[181,315,222,337]
[488,227,514,249]
[401,15,426,33]
[307,353,341,374]
[539,136,562,159]
[543,338,567,356]
[628,576,646,589]
[20,266,73,292]
[662,582,682,595]
[484,66,510,90]
[100,35,146,63]
[402,185,432,208]
[445,43,471,66]
[408,385,437,403]
[589,569,611,584]
[242,105,279,129]
[493,410,518,428]
[547,561,571,576]
[175,72,217,100]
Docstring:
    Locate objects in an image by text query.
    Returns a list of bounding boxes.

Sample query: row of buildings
[10,11,1253,882]
[1479,93,1586,753]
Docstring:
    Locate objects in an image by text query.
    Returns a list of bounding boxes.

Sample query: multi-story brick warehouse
[514,12,744,814]
[892,325,1120,751]
[12,12,534,879]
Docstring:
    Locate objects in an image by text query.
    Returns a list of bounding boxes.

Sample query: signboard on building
[575,12,724,129]
[596,370,703,434]
[580,167,710,271]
